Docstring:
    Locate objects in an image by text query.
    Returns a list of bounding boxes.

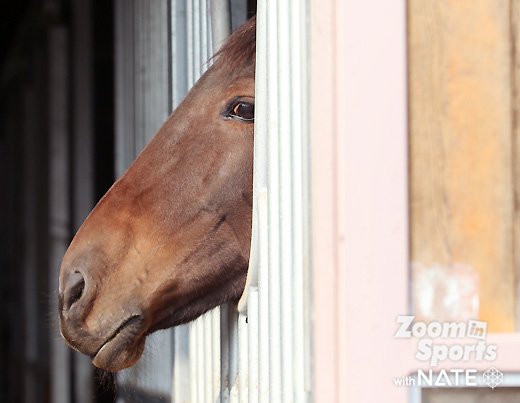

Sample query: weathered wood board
[409,0,516,332]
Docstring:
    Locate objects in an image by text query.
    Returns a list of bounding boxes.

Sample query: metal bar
[210,0,232,53]
[190,323,198,403]
[115,0,136,176]
[193,0,201,80]
[186,0,194,87]
[197,318,205,403]
[200,0,209,70]
[228,307,240,403]
[220,304,231,403]
[116,1,174,397]
[71,0,96,400]
[238,313,249,403]
[277,0,295,400]
[170,0,188,109]
[252,1,311,402]
[212,309,221,401]
[170,2,192,401]
[253,2,271,401]
[48,25,71,403]
[266,0,282,400]
[289,0,308,400]
[173,325,191,403]
[248,288,259,403]
[204,312,212,402]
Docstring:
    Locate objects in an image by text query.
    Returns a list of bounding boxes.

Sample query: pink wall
[310,1,410,401]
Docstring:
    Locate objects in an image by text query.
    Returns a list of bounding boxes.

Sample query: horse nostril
[63,271,85,311]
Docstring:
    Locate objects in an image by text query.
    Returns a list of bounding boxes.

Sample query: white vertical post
[265,0,282,399]
[247,289,259,403]
[277,0,294,399]
[289,0,309,400]
[254,3,270,402]
[238,313,249,403]
[246,0,311,401]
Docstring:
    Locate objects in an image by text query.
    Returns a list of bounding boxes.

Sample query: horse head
[58,18,256,372]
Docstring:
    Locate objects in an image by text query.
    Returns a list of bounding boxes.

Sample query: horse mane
[214,16,256,73]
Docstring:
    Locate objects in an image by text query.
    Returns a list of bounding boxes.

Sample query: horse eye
[228,100,254,122]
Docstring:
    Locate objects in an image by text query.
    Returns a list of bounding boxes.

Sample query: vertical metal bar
[230,0,248,30]
[173,325,191,403]
[193,0,201,80]
[71,0,96,400]
[116,1,173,398]
[248,288,260,403]
[200,0,209,71]
[289,0,308,400]
[203,312,212,402]
[253,2,270,401]
[220,304,231,403]
[133,0,144,153]
[227,307,239,403]
[212,309,221,401]
[238,313,249,403]
[277,0,295,400]
[171,0,188,109]
[48,26,71,403]
[190,323,198,403]
[230,316,239,403]
[266,0,282,400]
[207,0,214,60]
[252,1,311,401]
[115,0,135,176]
[298,0,312,396]
[196,318,205,403]
[170,2,193,402]
[186,0,194,87]
[210,0,232,53]
[22,87,39,403]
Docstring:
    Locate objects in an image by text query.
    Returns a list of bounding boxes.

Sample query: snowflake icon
[483,367,503,389]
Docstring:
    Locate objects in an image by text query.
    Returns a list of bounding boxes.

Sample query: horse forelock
[214,16,256,73]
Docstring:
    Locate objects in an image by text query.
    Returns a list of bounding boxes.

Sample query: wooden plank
[512,0,520,332]
[409,0,515,331]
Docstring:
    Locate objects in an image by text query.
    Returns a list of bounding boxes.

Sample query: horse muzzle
[59,251,149,371]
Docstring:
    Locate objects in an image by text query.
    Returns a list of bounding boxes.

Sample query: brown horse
[58,17,256,372]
